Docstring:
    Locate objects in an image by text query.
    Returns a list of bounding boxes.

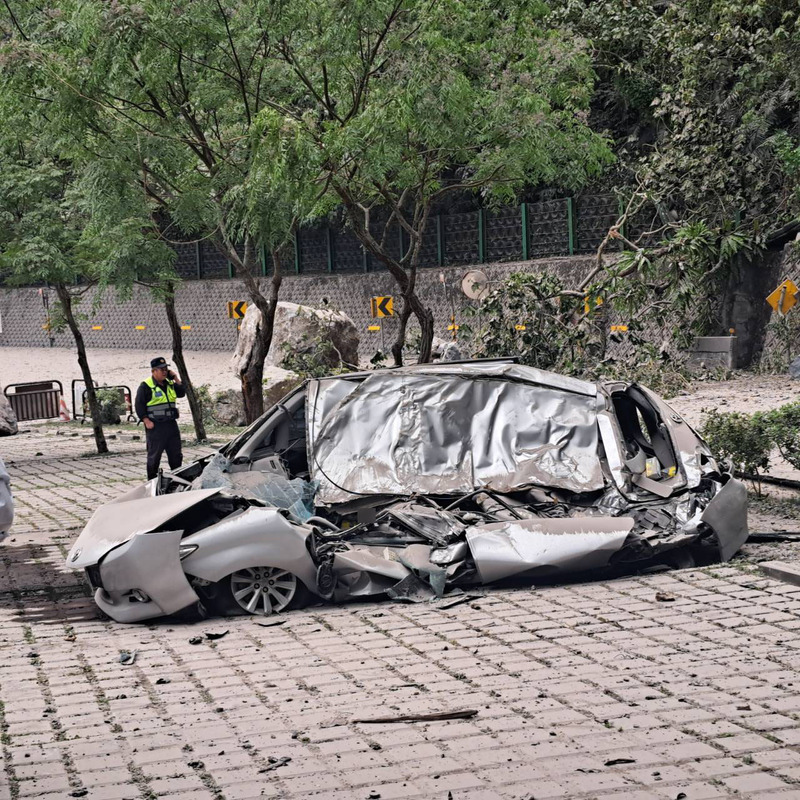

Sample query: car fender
[701,477,748,561]
[99,529,199,619]
[180,507,318,591]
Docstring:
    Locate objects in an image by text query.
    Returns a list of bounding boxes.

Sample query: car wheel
[228,566,308,615]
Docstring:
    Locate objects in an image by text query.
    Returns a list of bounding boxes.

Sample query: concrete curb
[759,559,800,587]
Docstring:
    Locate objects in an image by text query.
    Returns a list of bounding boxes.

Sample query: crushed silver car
[67,360,748,623]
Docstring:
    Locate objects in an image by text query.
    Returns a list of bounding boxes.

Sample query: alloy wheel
[230,566,297,615]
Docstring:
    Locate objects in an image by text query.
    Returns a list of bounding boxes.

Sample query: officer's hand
[143,418,154,430]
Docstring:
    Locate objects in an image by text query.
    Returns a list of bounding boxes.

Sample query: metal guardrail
[4,380,63,422]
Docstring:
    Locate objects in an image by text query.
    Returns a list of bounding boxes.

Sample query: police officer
[135,357,187,480]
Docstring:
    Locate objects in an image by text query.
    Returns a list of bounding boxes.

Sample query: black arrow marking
[377,296,392,316]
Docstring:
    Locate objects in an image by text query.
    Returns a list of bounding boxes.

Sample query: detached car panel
[67,361,748,623]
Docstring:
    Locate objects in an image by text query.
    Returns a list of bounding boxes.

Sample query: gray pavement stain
[3,429,800,797]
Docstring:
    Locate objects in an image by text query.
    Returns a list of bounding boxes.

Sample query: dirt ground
[2,346,797,416]
[0,345,289,396]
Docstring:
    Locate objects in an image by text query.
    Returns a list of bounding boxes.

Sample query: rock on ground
[208,389,247,427]
[264,370,303,410]
[0,391,18,436]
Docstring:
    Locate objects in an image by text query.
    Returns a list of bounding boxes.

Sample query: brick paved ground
[4,429,800,799]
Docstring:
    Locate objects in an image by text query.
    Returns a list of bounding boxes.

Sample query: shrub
[281,334,352,379]
[192,383,215,427]
[95,388,127,425]
[700,409,772,476]
[762,402,800,471]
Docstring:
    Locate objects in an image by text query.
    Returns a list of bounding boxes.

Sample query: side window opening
[612,388,677,481]
[249,399,308,478]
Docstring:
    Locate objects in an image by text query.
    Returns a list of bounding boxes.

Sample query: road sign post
[370,296,394,354]
[370,296,394,318]
[766,279,799,316]
[227,301,248,336]
[227,300,248,319]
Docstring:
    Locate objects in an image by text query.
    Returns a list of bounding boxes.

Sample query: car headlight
[179,544,198,560]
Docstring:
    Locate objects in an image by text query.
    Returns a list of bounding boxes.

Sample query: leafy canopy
[252,0,613,239]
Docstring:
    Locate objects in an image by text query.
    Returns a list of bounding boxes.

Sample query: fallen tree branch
[352,709,479,724]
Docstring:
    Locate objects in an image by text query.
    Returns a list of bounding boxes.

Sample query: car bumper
[93,587,197,624]
[93,529,200,623]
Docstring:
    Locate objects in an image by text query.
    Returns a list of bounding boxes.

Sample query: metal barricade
[80,385,137,423]
[4,380,64,422]
[71,378,98,421]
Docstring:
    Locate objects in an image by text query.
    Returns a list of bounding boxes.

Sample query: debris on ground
[439,593,483,609]
[259,756,292,773]
[352,709,479,724]
[118,650,137,665]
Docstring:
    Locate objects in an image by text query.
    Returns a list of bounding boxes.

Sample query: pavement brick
[7,430,800,799]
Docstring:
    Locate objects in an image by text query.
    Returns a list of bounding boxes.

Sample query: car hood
[67,488,220,569]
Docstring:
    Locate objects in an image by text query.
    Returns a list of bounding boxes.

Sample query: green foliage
[462,270,691,397]
[701,409,772,476]
[95,388,127,425]
[248,0,613,359]
[558,0,800,232]
[463,272,592,372]
[761,403,800,471]
[280,336,353,380]
[701,400,800,489]
[0,0,323,286]
[254,0,613,207]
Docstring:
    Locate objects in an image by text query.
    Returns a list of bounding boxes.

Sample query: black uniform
[135,378,187,480]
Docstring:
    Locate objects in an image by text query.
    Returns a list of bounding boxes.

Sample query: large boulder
[0,392,18,436]
[231,301,360,377]
[267,302,359,369]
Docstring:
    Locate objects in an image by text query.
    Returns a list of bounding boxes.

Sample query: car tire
[217,566,310,616]
[171,600,208,623]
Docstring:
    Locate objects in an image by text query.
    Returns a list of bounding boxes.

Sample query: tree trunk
[163,284,206,442]
[335,189,435,366]
[410,295,435,364]
[240,329,267,423]
[391,296,414,366]
[55,283,108,455]
[234,239,283,424]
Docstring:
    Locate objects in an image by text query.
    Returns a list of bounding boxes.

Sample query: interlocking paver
[6,430,800,797]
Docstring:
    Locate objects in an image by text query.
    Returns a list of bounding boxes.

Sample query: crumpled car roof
[308,362,603,504]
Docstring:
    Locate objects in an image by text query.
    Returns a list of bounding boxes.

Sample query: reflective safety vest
[144,377,179,421]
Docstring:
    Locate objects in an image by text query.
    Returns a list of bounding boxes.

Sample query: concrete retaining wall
[1,247,786,368]
[0,256,596,361]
